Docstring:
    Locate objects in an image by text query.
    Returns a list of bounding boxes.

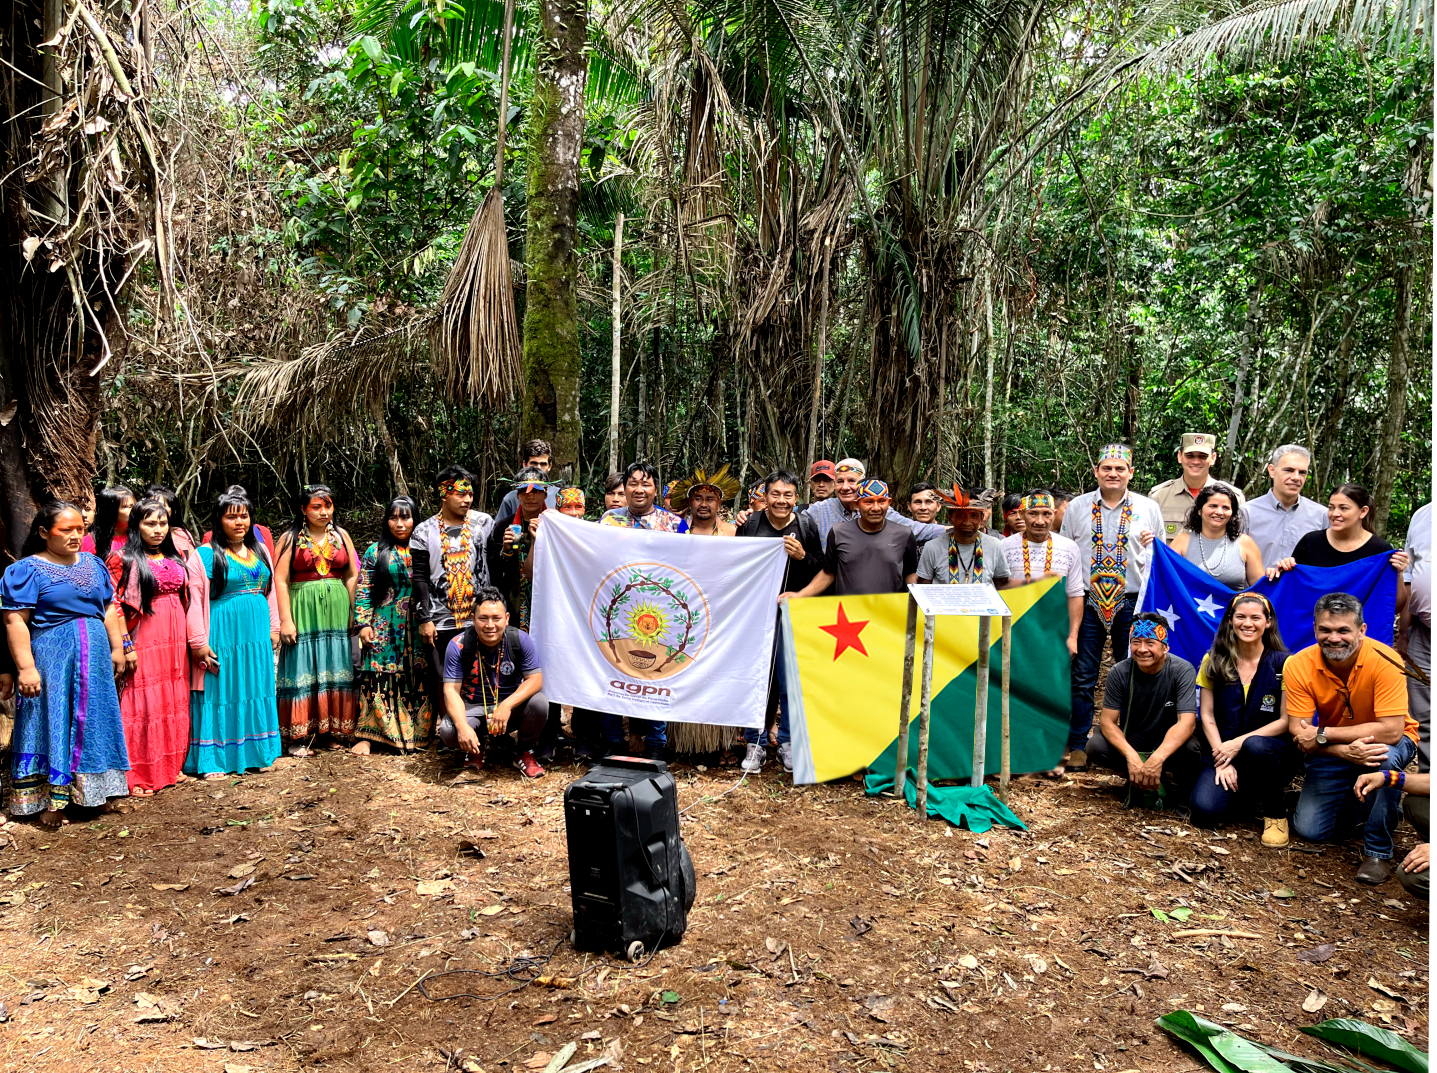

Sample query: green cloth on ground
[865,768,1027,832]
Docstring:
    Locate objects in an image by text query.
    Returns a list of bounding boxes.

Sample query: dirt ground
[0,746,1427,1073]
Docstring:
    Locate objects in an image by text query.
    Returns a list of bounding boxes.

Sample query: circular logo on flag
[589,561,711,681]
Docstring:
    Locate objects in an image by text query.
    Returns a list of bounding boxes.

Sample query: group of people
[0,435,1429,895]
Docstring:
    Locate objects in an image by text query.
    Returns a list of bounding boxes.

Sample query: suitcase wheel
[626,940,645,963]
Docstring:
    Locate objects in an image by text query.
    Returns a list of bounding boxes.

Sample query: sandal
[130,786,155,797]
[202,771,227,781]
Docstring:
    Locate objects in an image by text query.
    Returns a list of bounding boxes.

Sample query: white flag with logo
[530,513,788,726]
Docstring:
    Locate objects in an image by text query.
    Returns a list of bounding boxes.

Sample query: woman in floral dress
[352,497,431,753]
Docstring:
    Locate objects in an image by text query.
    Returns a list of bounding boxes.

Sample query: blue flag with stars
[1137,541,1398,669]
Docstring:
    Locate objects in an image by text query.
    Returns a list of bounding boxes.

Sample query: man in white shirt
[1058,444,1165,771]
[1399,501,1432,772]
[1001,491,1084,657]
[1242,444,1329,567]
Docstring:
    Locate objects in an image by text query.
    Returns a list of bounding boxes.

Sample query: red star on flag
[820,602,870,660]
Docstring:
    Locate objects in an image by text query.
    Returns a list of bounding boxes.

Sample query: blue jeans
[600,715,666,751]
[1190,735,1296,827]
[744,638,790,747]
[1291,736,1417,860]
[1069,594,1137,750]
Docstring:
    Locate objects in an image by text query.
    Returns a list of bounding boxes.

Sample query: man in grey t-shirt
[783,480,917,600]
[916,486,1010,587]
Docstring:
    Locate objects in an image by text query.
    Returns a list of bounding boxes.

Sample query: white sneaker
[741,743,766,773]
[777,742,793,773]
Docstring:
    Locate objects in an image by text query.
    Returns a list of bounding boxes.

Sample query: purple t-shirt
[443,627,541,705]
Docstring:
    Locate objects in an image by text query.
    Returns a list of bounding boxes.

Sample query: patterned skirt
[185,589,281,775]
[10,617,130,815]
[121,592,192,791]
[354,666,433,752]
[277,578,356,740]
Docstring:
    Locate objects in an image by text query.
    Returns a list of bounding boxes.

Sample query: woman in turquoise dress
[2,502,133,824]
[184,488,282,779]
[352,496,432,754]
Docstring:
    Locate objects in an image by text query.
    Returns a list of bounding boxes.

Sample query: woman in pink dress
[108,498,210,795]
[83,486,135,557]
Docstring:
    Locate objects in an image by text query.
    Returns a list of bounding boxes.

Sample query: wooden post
[1000,616,1012,803]
[608,212,624,475]
[915,613,936,819]
[971,616,991,789]
[895,595,917,799]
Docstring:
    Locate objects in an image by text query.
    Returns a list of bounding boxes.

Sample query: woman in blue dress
[2,502,133,825]
[184,488,282,779]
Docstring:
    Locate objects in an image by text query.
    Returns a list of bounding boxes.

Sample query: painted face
[42,509,86,555]
[473,599,509,646]
[1327,493,1366,533]
[138,510,170,550]
[443,485,474,518]
[625,473,656,514]
[1180,449,1213,484]
[857,496,890,525]
[1004,508,1026,534]
[116,495,136,532]
[689,486,721,521]
[835,472,862,506]
[303,495,335,529]
[1315,612,1364,662]
[950,507,984,542]
[765,481,798,521]
[909,490,941,524]
[604,487,626,510]
[1201,493,1235,533]
[1094,459,1133,493]
[1229,601,1269,645]
[1268,453,1309,501]
[387,511,415,542]
[220,505,251,545]
[1024,506,1054,542]
[517,487,548,518]
[1130,636,1168,669]
[558,500,586,518]
[810,476,835,501]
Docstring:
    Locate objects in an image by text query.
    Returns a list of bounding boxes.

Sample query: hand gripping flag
[530,512,788,726]
[1137,540,1398,669]
[782,577,1071,830]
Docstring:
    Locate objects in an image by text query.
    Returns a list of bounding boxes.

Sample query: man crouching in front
[438,586,548,779]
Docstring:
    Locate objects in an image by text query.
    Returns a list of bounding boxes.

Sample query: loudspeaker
[564,756,696,961]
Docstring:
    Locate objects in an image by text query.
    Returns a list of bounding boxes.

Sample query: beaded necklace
[947,535,983,584]
[1022,536,1054,580]
[1089,495,1132,627]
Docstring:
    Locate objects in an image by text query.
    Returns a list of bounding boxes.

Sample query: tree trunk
[608,212,623,475]
[521,0,588,471]
[1222,281,1262,487]
[1371,259,1414,538]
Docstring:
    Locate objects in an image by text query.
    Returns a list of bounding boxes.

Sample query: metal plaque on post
[897,583,1014,817]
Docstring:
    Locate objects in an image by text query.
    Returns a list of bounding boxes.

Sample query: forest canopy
[0,0,1430,550]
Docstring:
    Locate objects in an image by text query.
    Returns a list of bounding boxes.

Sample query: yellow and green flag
[782,577,1070,796]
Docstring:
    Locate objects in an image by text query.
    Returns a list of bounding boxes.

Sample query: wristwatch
[1315,727,1329,746]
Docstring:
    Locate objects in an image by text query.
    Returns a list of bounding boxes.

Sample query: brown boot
[1355,856,1393,885]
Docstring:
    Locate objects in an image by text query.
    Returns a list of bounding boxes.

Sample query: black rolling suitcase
[564,757,696,961]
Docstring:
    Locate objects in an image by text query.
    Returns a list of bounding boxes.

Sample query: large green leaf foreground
[1157,1010,1428,1073]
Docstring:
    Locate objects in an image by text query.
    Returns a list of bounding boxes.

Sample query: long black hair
[92,485,136,558]
[145,484,190,540]
[21,501,83,557]
[369,496,417,609]
[208,488,270,600]
[117,499,186,616]
[278,483,338,566]
[1332,482,1375,533]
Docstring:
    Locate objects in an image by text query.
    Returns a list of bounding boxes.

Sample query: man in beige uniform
[1149,432,1245,544]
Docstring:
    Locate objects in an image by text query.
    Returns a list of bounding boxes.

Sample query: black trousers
[1086,726,1202,807]
[423,626,463,720]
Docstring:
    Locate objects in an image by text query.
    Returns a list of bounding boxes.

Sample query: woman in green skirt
[351,496,432,754]
[274,484,359,756]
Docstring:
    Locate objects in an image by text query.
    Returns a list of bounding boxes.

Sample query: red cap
[810,460,837,479]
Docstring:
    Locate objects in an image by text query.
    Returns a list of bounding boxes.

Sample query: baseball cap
[810,460,837,479]
[1181,433,1216,456]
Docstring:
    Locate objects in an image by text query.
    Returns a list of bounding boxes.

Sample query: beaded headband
[1098,444,1133,465]
[1021,492,1055,511]
[438,478,474,499]
[835,459,866,476]
[556,487,585,509]
[857,479,890,500]
[1130,618,1170,645]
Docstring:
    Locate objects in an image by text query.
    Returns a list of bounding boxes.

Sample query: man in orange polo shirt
[1287,592,1419,885]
